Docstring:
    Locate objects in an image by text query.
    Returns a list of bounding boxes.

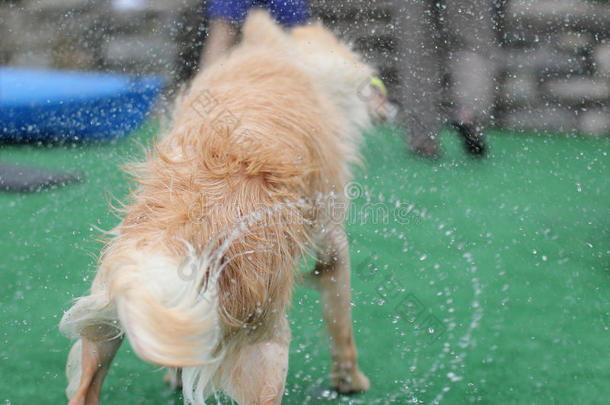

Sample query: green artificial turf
[0,124,608,404]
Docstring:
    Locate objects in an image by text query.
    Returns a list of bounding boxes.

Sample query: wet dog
[60,11,388,404]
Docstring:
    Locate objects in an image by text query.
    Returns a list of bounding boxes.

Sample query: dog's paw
[67,394,92,405]
[67,396,85,405]
[331,368,370,394]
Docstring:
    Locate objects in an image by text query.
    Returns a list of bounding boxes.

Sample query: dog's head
[242,10,394,127]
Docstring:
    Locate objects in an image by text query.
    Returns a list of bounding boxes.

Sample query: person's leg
[394,0,444,157]
[444,0,497,123]
[443,0,498,153]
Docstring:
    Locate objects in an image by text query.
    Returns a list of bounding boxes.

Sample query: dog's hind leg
[224,331,290,405]
[67,325,122,405]
[313,225,370,394]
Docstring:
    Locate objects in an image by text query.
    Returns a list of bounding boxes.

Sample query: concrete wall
[499,0,609,135]
[1,0,608,135]
[0,0,204,85]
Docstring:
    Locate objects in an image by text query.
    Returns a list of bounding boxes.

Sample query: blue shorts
[207,0,310,27]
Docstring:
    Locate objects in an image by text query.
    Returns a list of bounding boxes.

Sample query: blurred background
[1,0,608,135]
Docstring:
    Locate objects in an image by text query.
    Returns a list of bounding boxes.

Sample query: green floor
[0,124,608,404]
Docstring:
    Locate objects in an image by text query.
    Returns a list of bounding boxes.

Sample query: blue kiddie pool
[0,67,164,142]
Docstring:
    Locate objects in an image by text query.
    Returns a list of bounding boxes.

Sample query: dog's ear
[242,9,287,48]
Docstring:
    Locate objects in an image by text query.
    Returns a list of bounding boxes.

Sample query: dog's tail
[61,242,224,369]
[116,245,224,368]
[60,242,226,402]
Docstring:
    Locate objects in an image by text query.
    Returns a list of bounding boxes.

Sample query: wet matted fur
[60,11,383,405]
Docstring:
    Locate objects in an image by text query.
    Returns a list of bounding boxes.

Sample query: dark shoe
[452,122,486,155]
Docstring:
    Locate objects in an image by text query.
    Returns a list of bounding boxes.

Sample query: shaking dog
[60,11,390,405]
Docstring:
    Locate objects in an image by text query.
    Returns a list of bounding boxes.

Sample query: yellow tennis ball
[370,76,387,97]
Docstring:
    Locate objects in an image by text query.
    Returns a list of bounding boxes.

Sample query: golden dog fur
[60,11,383,404]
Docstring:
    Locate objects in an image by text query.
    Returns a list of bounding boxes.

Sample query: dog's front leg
[68,334,122,405]
[314,225,370,394]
